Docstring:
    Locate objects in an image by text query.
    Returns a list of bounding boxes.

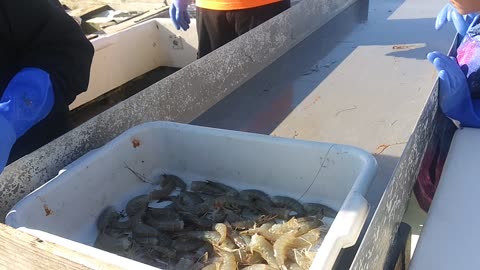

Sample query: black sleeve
[0,0,94,107]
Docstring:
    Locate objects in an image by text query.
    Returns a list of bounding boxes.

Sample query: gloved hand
[0,68,54,173]
[427,51,480,127]
[169,0,190,31]
[435,3,476,36]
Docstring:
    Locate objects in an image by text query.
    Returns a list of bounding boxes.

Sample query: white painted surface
[70,18,198,110]
[410,128,480,269]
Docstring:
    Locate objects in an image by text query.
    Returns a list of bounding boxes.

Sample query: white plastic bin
[6,121,377,270]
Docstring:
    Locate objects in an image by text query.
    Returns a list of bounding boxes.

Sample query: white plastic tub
[6,121,377,270]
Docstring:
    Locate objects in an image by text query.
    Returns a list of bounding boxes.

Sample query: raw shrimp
[215,196,253,211]
[94,232,131,253]
[273,231,297,268]
[241,264,277,270]
[225,222,247,249]
[162,174,187,191]
[147,207,179,220]
[191,181,226,196]
[239,190,273,204]
[132,223,158,238]
[180,211,214,228]
[179,191,204,206]
[291,228,321,249]
[215,223,228,244]
[150,176,176,200]
[206,180,239,197]
[238,251,264,266]
[218,248,238,270]
[243,223,281,242]
[126,194,150,217]
[134,236,159,246]
[173,237,205,252]
[176,257,195,270]
[144,217,184,231]
[248,234,277,268]
[271,196,305,217]
[150,245,177,259]
[303,203,337,218]
[97,206,120,232]
[185,231,223,244]
[292,249,314,270]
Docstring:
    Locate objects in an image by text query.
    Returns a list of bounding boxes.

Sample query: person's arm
[0,0,94,106]
[0,0,94,172]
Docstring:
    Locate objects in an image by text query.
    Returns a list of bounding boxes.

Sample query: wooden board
[0,223,126,270]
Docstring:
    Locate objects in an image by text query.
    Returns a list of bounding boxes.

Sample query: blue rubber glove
[427,51,480,127]
[0,68,54,173]
[169,0,190,31]
[435,3,476,36]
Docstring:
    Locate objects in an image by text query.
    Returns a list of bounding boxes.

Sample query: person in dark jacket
[0,0,94,172]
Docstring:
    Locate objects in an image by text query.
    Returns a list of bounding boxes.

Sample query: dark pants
[196,0,291,58]
[7,111,70,164]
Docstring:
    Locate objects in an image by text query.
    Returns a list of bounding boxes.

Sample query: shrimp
[173,237,205,252]
[185,231,223,244]
[132,222,158,238]
[225,222,247,249]
[217,248,238,270]
[179,191,204,206]
[238,251,264,266]
[126,194,150,217]
[97,206,119,232]
[239,190,273,204]
[248,234,277,268]
[215,196,253,211]
[271,196,305,217]
[180,211,214,228]
[215,223,228,244]
[134,236,159,246]
[243,223,281,242]
[162,174,187,191]
[292,249,314,270]
[176,257,195,270]
[202,263,221,270]
[147,207,179,220]
[291,228,321,249]
[241,264,277,270]
[150,245,177,259]
[144,217,184,231]
[94,232,131,253]
[303,203,337,218]
[149,176,176,200]
[273,231,297,269]
[206,180,239,197]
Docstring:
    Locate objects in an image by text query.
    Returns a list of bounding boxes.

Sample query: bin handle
[312,191,370,269]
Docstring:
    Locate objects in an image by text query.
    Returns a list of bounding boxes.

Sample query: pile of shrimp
[94,174,337,270]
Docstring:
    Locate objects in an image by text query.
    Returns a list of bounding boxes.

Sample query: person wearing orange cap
[169,0,290,58]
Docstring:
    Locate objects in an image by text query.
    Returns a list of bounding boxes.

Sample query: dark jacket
[0,0,94,163]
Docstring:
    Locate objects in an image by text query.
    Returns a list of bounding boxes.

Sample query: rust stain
[392,44,420,50]
[43,204,53,216]
[132,138,141,148]
[302,95,321,111]
[374,142,407,155]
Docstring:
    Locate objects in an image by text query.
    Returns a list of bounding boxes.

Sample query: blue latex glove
[0,68,54,173]
[435,3,476,36]
[427,51,480,127]
[169,0,190,31]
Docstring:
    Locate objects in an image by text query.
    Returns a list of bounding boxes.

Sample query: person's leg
[196,7,237,58]
[232,0,291,36]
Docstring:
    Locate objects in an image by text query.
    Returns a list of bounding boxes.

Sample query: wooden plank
[0,223,126,270]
